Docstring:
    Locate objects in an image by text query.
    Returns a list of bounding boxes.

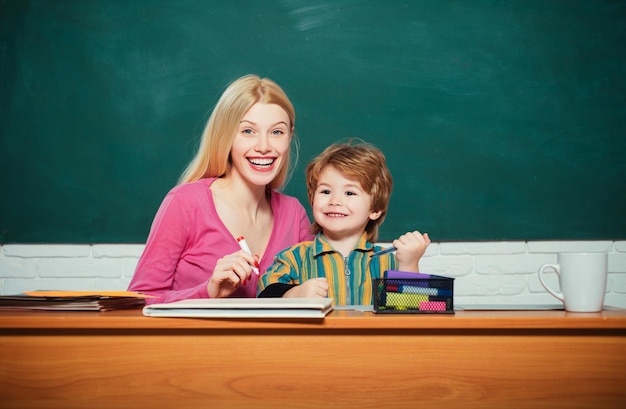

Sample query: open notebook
[143,297,334,319]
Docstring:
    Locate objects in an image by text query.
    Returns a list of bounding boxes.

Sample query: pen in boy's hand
[236,236,260,276]
[371,247,397,257]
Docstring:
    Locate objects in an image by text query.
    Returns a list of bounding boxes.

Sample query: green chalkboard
[2,0,625,243]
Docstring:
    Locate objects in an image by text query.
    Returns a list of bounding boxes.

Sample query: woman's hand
[207,250,258,298]
[284,277,329,298]
[393,231,431,272]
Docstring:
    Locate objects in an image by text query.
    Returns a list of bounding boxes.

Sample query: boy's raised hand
[284,277,329,298]
[393,231,431,272]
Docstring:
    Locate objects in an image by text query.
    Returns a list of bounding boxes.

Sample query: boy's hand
[393,231,431,272]
[284,277,329,298]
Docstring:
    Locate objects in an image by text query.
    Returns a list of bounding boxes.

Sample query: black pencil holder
[373,276,455,314]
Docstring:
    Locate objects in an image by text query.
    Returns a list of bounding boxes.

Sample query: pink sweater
[128,178,312,304]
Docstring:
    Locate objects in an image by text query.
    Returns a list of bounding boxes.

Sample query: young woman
[128,75,313,304]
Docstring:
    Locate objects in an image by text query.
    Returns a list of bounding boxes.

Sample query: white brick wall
[1,241,625,308]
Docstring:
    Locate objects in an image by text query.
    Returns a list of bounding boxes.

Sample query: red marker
[236,236,260,276]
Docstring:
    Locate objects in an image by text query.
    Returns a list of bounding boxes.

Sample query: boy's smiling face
[312,166,382,242]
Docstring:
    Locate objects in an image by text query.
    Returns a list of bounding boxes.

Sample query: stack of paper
[0,291,150,311]
[143,297,334,319]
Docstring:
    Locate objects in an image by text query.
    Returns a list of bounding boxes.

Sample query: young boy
[257,140,430,306]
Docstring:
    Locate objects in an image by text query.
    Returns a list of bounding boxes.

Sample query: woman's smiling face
[230,102,291,187]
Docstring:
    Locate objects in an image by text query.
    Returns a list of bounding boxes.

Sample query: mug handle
[538,264,564,302]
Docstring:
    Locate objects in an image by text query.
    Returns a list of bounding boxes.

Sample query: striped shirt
[258,233,396,306]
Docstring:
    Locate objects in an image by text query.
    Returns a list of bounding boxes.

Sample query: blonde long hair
[179,74,297,189]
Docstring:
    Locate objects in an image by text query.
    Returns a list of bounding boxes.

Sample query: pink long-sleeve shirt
[128,178,312,304]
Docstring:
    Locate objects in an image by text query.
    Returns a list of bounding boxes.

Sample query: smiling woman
[230,102,292,184]
[127,74,314,304]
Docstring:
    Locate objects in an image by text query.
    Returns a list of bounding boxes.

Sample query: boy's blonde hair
[305,140,393,242]
[179,74,296,189]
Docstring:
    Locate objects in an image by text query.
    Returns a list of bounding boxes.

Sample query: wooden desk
[1,308,625,409]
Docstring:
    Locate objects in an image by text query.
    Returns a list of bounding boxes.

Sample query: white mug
[538,252,607,312]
